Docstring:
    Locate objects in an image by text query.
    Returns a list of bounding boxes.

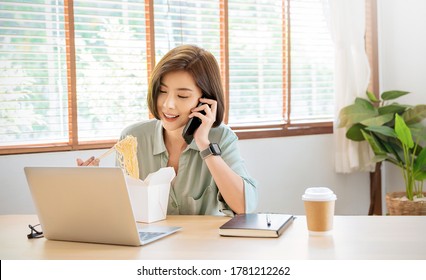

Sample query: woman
[77,45,257,216]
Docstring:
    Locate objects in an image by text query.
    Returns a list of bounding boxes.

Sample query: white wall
[1,0,424,216]
[238,135,370,215]
[377,0,426,198]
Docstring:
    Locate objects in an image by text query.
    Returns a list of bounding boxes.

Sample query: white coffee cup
[302,187,337,235]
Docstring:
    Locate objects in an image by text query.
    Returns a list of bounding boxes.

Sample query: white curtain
[325,0,376,173]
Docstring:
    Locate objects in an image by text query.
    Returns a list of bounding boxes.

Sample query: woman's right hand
[76,156,100,166]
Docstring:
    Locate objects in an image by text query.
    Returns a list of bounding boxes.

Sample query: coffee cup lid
[302,187,336,201]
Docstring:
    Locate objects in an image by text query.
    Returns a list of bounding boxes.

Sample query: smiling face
[147,45,225,127]
[157,70,203,134]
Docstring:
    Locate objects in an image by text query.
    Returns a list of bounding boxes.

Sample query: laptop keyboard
[139,231,165,241]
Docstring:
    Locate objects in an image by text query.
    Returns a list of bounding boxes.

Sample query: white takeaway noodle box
[125,167,176,223]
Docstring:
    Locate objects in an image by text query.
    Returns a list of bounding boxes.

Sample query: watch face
[211,143,221,154]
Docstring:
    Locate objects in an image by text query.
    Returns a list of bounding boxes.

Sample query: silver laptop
[24,166,181,246]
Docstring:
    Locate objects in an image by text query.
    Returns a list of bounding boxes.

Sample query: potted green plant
[338,90,426,215]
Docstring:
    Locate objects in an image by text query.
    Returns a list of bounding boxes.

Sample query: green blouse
[120,119,258,216]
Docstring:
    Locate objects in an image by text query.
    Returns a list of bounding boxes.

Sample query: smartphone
[182,102,206,144]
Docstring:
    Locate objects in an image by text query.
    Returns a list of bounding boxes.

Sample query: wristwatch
[200,143,221,159]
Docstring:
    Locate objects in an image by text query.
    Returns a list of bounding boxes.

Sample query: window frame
[1,0,375,156]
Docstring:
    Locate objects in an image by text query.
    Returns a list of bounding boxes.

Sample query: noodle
[114,135,139,179]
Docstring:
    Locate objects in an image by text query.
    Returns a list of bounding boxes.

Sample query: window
[0,0,335,155]
[153,0,221,59]
[289,0,334,122]
[228,0,284,125]
[1,0,68,146]
[73,0,148,142]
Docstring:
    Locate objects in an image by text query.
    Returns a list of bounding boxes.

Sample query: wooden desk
[1,215,425,260]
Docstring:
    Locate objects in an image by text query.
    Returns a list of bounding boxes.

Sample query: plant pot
[386,192,426,215]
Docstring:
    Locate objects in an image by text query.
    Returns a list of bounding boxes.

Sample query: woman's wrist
[196,140,210,151]
[194,132,210,150]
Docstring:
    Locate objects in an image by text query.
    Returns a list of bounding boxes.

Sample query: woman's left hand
[189,97,217,150]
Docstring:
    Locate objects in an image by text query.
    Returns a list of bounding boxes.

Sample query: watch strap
[200,143,220,159]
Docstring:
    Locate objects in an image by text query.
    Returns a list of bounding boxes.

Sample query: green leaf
[395,114,414,148]
[373,154,399,165]
[361,130,387,155]
[386,139,406,163]
[338,98,377,128]
[380,139,403,163]
[413,148,426,180]
[366,128,406,164]
[365,125,397,138]
[414,171,426,181]
[360,113,394,127]
[354,97,375,108]
[371,154,387,162]
[381,90,410,101]
[366,91,379,102]
[410,123,426,146]
[378,104,408,116]
[414,148,426,175]
[346,123,366,141]
[402,104,426,125]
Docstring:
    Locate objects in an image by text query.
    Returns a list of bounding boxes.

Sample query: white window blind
[0,0,68,146]
[228,0,284,125]
[289,0,335,122]
[73,0,148,141]
[153,0,221,63]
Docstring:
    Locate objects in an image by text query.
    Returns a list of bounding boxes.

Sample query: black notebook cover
[219,213,295,238]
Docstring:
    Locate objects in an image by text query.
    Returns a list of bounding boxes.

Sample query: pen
[266,214,271,226]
